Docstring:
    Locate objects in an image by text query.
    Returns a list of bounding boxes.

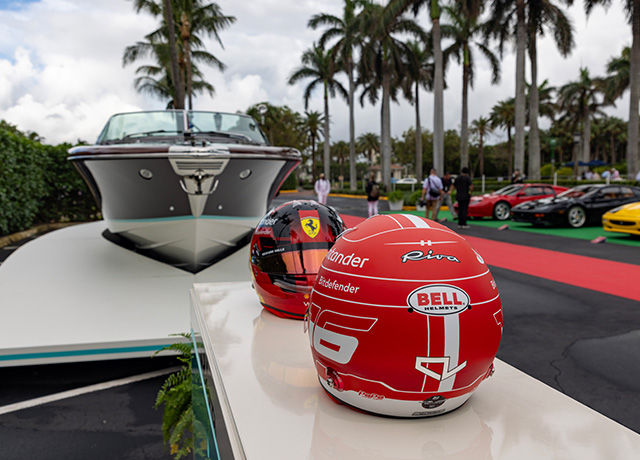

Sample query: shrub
[0,126,98,236]
[387,190,405,201]
[410,190,423,205]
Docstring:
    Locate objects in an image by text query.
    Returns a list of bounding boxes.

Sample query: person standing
[452,167,473,228]
[420,168,443,221]
[511,169,523,184]
[435,171,457,221]
[365,172,380,217]
[314,173,330,204]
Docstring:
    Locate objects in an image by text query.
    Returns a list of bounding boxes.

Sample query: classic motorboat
[68,110,300,273]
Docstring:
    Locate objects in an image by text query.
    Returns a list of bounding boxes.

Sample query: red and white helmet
[250,200,346,320]
[308,214,503,417]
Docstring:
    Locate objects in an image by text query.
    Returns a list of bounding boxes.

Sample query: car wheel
[493,202,511,221]
[567,206,586,228]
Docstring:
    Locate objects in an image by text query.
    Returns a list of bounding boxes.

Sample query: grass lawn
[383,209,640,248]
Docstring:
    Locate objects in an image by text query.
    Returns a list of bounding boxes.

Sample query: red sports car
[454,183,569,221]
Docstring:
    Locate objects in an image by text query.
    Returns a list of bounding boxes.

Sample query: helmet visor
[257,247,329,276]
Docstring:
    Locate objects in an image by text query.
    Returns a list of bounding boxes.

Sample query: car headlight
[607,206,623,214]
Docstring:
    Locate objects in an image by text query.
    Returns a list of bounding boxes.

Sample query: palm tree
[603,47,633,165]
[585,1,639,178]
[404,39,434,182]
[125,0,235,109]
[557,67,607,170]
[246,102,306,151]
[390,0,447,174]
[605,46,631,102]
[164,0,183,108]
[309,0,368,191]
[442,3,500,171]
[357,132,381,169]
[123,37,214,106]
[525,0,574,180]
[490,98,515,176]
[288,44,348,180]
[358,2,427,189]
[531,79,558,121]
[332,140,350,180]
[176,0,235,109]
[599,116,627,164]
[300,111,325,182]
[486,0,527,180]
[470,116,493,177]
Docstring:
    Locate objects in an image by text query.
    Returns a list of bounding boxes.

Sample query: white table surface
[191,281,640,460]
[0,221,252,365]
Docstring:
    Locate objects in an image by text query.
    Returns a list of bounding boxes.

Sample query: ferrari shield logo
[301,217,320,238]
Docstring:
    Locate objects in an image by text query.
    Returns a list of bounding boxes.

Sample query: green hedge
[0,128,98,237]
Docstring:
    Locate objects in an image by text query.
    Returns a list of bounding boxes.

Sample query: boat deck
[0,221,251,366]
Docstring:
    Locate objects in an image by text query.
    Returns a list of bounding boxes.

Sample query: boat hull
[69,144,300,272]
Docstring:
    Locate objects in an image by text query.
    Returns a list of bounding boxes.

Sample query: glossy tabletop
[191,281,640,460]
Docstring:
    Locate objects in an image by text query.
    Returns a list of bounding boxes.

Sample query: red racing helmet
[250,200,346,320]
[308,213,503,417]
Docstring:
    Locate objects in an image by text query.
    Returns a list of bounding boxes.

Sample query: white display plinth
[0,221,251,366]
[190,282,640,460]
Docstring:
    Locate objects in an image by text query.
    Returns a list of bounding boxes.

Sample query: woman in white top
[314,173,331,204]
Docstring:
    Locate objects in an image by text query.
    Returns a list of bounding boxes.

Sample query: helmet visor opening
[257,247,329,275]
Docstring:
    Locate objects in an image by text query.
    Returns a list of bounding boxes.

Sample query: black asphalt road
[0,191,638,460]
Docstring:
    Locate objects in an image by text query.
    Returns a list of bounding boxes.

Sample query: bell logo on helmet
[407,285,470,315]
[301,217,320,238]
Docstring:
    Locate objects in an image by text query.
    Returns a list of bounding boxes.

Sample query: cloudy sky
[0,0,632,146]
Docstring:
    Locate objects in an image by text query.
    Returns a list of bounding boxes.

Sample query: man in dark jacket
[452,167,473,228]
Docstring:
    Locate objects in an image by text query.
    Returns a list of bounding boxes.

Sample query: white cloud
[0,0,633,147]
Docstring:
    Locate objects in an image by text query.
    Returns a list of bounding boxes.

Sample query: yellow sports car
[602,201,640,236]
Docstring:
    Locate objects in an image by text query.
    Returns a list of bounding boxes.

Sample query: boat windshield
[96,110,268,145]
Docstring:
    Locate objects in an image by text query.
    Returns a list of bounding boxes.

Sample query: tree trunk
[164,0,183,109]
[582,110,591,165]
[311,136,317,183]
[180,13,193,110]
[460,45,470,169]
[323,82,331,180]
[415,84,423,181]
[610,133,617,164]
[348,58,357,191]
[381,73,392,190]
[628,3,640,179]
[431,5,444,174]
[514,0,527,175]
[479,135,485,176]
[527,27,541,180]
[507,125,513,177]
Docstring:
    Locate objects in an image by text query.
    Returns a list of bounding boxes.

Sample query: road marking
[0,366,180,416]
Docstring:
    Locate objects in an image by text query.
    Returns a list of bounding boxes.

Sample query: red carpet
[341,215,640,302]
[465,236,640,302]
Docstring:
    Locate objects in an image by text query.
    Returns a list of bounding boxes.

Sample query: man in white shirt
[420,168,443,221]
[314,173,331,204]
